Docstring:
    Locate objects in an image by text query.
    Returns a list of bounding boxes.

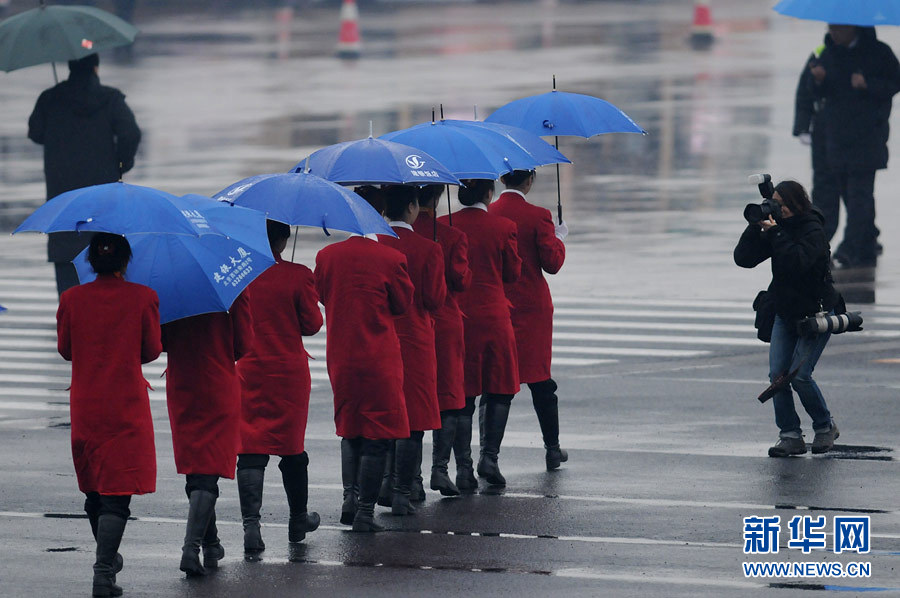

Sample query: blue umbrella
[13,182,216,237]
[74,195,275,324]
[485,80,646,222]
[380,119,569,179]
[446,119,572,167]
[291,137,461,186]
[214,172,396,237]
[485,90,646,138]
[774,0,900,26]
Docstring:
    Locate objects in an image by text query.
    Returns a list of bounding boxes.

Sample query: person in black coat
[808,26,900,268]
[734,181,841,458]
[28,53,142,296]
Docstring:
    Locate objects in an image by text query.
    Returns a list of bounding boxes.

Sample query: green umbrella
[0,2,138,74]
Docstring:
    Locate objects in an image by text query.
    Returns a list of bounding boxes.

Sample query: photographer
[734,180,841,457]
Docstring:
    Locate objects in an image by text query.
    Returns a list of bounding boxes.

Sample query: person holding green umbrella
[28,53,141,296]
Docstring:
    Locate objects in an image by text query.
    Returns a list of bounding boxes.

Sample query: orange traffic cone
[690,0,714,50]
[336,0,361,59]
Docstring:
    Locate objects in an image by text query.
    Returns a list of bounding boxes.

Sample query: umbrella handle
[445,185,453,226]
[555,136,562,224]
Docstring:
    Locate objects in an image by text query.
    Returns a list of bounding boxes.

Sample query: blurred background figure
[28,53,141,295]
[809,25,900,268]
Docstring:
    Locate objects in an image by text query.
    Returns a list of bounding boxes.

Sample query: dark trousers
[815,167,878,265]
[185,474,220,498]
[84,493,132,524]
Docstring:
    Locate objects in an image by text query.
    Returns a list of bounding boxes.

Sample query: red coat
[162,293,254,478]
[57,275,162,495]
[439,206,521,397]
[489,190,565,383]
[236,258,323,455]
[379,224,447,432]
[314,236,414,440]
[412,212,471,411]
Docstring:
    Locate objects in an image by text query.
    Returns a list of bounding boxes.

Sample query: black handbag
[752,290,777,343]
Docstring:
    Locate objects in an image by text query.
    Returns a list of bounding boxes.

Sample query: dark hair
[68,53,99,74]
[383,185,419,220]
[500,170,535,188]
[417,184,444,209]
[354,185,385,215]
[266,219,291,248]
[88,232,131,275]
[774,180,811,216]
[458,179,495,206]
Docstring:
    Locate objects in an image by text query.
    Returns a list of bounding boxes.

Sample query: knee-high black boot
[477,397,511,486]
[340,438,360,525]
[411,441,426,503]
[180,490,217,576]
[392,435,420,516]
[280,453,320,543]
[530,379,568,470]
[352,445,387,533]
[237,468,266,557]
[431,413,460,496]
[454,402,478,493]
[92,514,127,597]
[85,496,124,580]
[202,510,225,569]
[377,441,396,508]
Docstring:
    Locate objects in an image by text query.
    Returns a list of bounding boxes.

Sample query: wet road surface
[2,0,900,595]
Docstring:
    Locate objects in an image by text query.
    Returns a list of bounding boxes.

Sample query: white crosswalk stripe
[2,275,900,419]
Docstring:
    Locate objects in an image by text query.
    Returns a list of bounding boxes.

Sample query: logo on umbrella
[81,39,94,49]
[405,155,426,169]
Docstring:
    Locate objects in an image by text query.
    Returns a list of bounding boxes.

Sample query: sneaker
[811,424,839,454]
[768,436,807,457]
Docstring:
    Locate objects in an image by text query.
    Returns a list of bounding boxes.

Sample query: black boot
[340,438,360,525]
[352,448,387,532]
[477,398,511,486]
[280,453,320,543]
[377,442,396,508]
[454,412,478,493]
[411,441,426,503]
[202,510,225,569]
[391,436,419,516]
[85,497,123,580]
[431,413,460,496]
[180,490,217,576]
[237,467,266,558]
[530,379,568,471]
[92,514,126,597]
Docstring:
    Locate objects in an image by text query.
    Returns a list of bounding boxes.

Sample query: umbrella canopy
[485,90,645,138]
[447,119,573,166]
[291,137,461,186]
[74,195,275,324]
[380,119,569,179]
[13,182,216,237]
[0,4,138,73]
[774,0,900,26]
[215,172,396,237]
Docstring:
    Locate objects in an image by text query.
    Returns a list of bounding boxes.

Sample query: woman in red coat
[490,170,569,470]
[162,289,254,576]
[235,221,323,557]
[439,179,522,487]
[57,233,162,597]
[413,185,473,495]
[378,186,447,514]
[315,233,414,531]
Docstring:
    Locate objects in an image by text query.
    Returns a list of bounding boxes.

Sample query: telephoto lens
[796,312,864,336]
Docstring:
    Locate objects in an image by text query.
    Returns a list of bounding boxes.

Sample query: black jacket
[734,208,839,319]
[812,28,900,170]
[28,71,141,261]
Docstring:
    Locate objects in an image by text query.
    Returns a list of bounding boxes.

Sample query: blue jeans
[769,314,833,439]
